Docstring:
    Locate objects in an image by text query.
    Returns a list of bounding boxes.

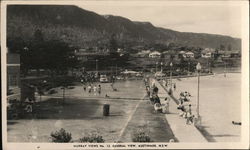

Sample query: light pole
[196,62,202,125]
[160,62,163,72]
[208,62,211,74]
[115,64,118,76]
[170,62,173,92]
[95,59,98,73]
[160,62,163,80]
[188,62,190,76]
[224,61,226,77]
[155,62,158,73]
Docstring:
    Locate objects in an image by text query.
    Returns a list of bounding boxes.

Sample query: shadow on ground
[195,125,216,142]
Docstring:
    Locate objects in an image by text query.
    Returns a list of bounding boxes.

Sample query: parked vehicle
[100,75,109,83]
[116,76,125,80]
[136,73,143,77]
[154,71,166,77]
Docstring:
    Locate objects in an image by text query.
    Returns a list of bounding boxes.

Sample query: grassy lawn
[7,98,139,142]
[7,79,177,143]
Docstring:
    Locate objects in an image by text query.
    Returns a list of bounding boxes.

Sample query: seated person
[154,103,162,112]
[162,97,170,114]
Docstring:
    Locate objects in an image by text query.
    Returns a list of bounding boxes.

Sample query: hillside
[7,5,241,51]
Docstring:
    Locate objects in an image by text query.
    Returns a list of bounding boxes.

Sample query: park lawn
[7,98,140,142]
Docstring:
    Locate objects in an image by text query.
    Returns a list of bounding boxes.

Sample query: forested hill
[7,5,241,51]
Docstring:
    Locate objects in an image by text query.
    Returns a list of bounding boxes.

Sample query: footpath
[151,78,207,142]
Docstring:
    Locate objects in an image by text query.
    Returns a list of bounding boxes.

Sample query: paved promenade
[151,78,207,142]
[164,73,241,142]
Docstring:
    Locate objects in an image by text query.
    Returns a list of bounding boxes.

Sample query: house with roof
[178,51,186,58]
[185,51,194,58]
[162,50,178,59]
[219,51,231,58]
[135,50,151,57]
[201,48,215,58]
[149,51,161,58]
[230,50,241,58]
[7,52,20,90]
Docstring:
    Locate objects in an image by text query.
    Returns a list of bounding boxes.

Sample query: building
[163,50,178,59]
[149,51,161,58]
[135,50,151,57]
[230,50,241,58]
[185,51,194,58]
[203,53,212,58]
[178,51,186,58]
[74,48,108,61]
[220,51,231,58]
[7,52,20,90]
[201,48,215,58]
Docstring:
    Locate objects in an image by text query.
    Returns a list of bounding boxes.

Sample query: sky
[78,1,242,38]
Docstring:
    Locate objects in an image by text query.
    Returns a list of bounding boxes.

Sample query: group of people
[79,72,99,84]
[177,92,194,125]
[162,80,176,90]
[179,91,191,102]
[83,84,102,96]
[151,86,170,114]
[145,77,195,125]
[144,78,170,114]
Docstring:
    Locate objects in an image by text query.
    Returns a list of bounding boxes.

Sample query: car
[116,76,125,80]
[100,75,109,83]
[154,71,166,77]
[136,73,143,77]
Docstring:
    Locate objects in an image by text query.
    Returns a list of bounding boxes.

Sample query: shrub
[79,134,105,143]
[50,128,72,143]
[132,130,152,142]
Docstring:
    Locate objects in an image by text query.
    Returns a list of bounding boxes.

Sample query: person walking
[146,85,150,97]
[186,104,194,124]
[162,80,166,87]
[93,85,97,95]
[83,85,86,92]
[98,84,101,95]
[173,83,176,91]
[88,84,92,94]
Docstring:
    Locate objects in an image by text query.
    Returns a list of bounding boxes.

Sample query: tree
[220,44,225,51]
[109,34,118,53]
[227,44,232,51]
[33,29,44,42]
[167,42,176,50]
[21,38,78,75]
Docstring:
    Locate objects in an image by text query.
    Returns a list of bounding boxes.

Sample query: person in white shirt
[93,85,97,95]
